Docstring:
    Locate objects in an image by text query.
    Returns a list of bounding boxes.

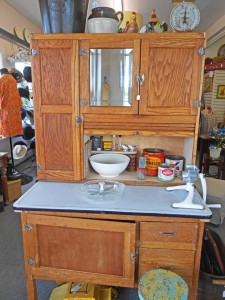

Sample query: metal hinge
[193,100,201,107]
[130,252,136,266]
[80,99,87,106]
[37,164,43,170]
[80,49,88,56]
[197,47,205,56]
[28,258,35,265]
[30,48,37,56]
[75,116,83,127]
[25,224,32,231]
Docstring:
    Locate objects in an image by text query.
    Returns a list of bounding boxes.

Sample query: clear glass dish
[81,180,125,203]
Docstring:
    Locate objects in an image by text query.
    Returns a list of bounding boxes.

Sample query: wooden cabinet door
[23,214,136,287]
[32,38,82,181]
[80,35,140,115]
[139,33,206,117]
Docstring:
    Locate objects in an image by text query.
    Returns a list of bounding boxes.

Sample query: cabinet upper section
[31,32,206,118]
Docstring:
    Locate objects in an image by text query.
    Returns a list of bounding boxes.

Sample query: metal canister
[165,155,185,177]
[142,148,164,176]
[127,154,137,171]
[158,163,175,182]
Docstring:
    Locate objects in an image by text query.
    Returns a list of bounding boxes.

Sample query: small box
[4,179,22,202]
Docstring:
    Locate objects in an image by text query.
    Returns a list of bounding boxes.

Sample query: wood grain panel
[147,48,193,108]
[40,47,72,106]
[43,114,73,171]
[37,225,124,275]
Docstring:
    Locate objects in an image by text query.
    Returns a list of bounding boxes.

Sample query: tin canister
[142,148,164,176]
[158,163,175,182]
[165,155,185,177]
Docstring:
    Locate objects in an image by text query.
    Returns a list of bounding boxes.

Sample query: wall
[206,35,225,58]
[0,1,41,69]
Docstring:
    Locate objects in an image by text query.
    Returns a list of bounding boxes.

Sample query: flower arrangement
[209,135,225,150]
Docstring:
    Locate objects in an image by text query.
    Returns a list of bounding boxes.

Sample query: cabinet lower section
[21,212,205,300]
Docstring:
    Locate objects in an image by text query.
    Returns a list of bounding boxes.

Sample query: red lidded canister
[142,148,164,176]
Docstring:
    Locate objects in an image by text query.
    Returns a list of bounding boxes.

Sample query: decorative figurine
[145,9,168,33]
[122,11,139,33]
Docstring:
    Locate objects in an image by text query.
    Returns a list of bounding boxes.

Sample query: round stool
[138,269,188,300]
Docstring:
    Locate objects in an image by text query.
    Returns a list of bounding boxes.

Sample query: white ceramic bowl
[87,18,119,33]
[89,154,130,177]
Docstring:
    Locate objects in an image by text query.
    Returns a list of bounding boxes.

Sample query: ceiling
[5,0,225,34]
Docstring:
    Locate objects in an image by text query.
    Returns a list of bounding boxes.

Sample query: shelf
[0,28,30,49]
[91,150,137,155]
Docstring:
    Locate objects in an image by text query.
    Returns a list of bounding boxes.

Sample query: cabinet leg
[26,278,37,300]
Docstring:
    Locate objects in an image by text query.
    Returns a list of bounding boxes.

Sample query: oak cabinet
[32,38,82,181]
[31,33,206,182]
[21,211,204,300]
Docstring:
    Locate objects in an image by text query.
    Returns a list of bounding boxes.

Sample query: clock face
[170,3,200,32]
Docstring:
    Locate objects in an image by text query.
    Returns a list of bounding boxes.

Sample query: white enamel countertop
[13,181,212,219]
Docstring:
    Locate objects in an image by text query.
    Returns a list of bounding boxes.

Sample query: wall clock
[170,2,200,32]
[23,28,31,44]
[14,26,24,40]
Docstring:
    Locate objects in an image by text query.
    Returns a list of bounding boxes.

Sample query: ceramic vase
[38,0,89,33]
[209,147,221,159]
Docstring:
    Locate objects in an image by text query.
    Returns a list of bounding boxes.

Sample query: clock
[170,2,200,32]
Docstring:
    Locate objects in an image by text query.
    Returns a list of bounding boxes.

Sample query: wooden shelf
[0,28,29,49]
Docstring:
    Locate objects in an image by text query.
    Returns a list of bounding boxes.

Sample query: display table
[14,181,211,300]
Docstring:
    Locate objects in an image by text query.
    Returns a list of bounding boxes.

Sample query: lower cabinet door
[25,214,136,287]
[138,248,195,288]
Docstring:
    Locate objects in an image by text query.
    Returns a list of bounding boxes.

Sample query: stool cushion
[195,177,225,225]
[138,269,188,300]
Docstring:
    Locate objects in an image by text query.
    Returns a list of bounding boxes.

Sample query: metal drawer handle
[159,231,176,236]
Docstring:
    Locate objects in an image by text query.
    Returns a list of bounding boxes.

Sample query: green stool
[138,269,188,300]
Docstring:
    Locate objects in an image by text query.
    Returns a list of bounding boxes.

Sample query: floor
[1,154,225,299]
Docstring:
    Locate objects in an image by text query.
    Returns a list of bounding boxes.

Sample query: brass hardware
[197,47,205,55]
[80,49,88,56]
[193,100,201,107]
[28,258,35,265]
[30,49,37,56]
[25,224,32,231]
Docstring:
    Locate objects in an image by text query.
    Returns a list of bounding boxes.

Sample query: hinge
[130,252,136,266]
[75,116,83,128]
[193,100,201,107]
[28,258,35,265]
[25,224,32,231]
[197,47,205,56]
[37,164,43,170]
[30,48,37,56]
[80,49,88,56]
[80,99,87,106]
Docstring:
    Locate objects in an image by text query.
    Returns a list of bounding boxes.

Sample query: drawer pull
[159,231,176,236]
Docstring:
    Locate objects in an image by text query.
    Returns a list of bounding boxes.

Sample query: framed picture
[217,85,225,99]
[203,74,213,93]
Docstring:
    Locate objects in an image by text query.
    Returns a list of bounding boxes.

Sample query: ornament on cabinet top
[170,2,200,32]
[140,9,168,33]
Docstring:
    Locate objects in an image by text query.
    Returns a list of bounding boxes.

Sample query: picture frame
[217,85,225,99]
[203,74,213,93]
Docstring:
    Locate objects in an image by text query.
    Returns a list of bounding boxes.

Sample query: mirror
[90,48,133,107]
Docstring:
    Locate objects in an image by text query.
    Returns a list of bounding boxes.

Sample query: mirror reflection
[90,48,133,107]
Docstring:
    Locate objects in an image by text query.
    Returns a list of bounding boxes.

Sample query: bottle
[112,135,117,151]
[118,135,122,150]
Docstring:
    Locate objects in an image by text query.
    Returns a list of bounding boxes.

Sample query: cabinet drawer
[138,248,194,288]
[140,222,198,249]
